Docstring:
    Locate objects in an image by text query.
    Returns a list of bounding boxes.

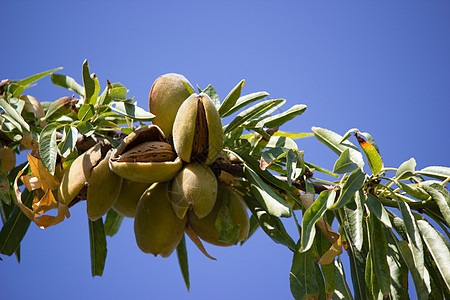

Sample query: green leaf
[88,218,107,277]
[342,190,365,251]
[182,81,194,95]
[244,166,291,218]
[290,249,319,300]
[176,235,190,291]
[76,121,95,137]
[39,123,60,175]
[304,162,340,178]
[356,134,383,175]
[263,104,307,128]
[366,194,392,228]
[312,127,364,168]
[218,79,245,117]
[368,214,391,296]
[97,85,112,106]
[82,60,96,105]
[397,201,430,297]
[224,99,284,134]
[346,235,367,300]
[266,135,298,150]
[240,215,259,245]
[17,67,62,87]
[0,98,30,132]
[51,73,85,97]
[104,209,124,237]
[329,168,365,210]
[260,148,288,170]
[395,158,416,180]
[300,190,336,252]
[0,189,33,256]
[202,85,220,109]
[417,166,450,181]
[340,128,359,144]
[58,125,78,158]
[420,181,450,227]
[272,131,314,140]
[78,104,95,121]
[43,96,74,121]
[417,220,450,292]
[221,91,269,118]
[386,233,409,300]
[110,102,155,121]
[396,181,430,201]
[333,148,359,174]
[108,86,128,101]
[334,258,355,300]
[243,195,296,251]
[286,149,302,185]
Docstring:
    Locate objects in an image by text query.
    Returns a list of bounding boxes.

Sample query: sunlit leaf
[83,60,96,105]
[417,220,450,292]
[17,67,62,87]
[312,127,364,168]
[0,98,30,132]
[396,181,430,201]
[356,134,383,175]
[78,104,95,121]
[38,123,60,175]
[266,135,298,150]
[417,166,450,181]
[51,73,85,96]
[58,125,78,158]
[202,84,220,109]
[77,121,95,137]
[272,131,314,140]
[342,190,364,251]
[221,91,269,117]
[329,168,365,210]
[109,102,155,121]
[263,104,307,128]
[260,147,288,171]
[396,158,416,180]
[304,162,340,178]
[420,181,450,227]
[108,86,128,101]
[89,217,107,277]
[218,79,245,117]
[333,148,359,174]
[334,258,354,300]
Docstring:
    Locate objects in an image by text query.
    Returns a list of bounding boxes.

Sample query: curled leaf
[185,225,216,260]
[318,236,343,265]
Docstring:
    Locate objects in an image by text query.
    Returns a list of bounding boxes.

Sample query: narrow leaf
[51,73,85,96]
[0,189,33,256]
[58,125,78,158]
[263,104,307,128]
[417,166,450,181]
[243,195,296,251]
[222,91,269,117]
[342,190,364,251]
[272,131,314,140]
[421,181,450,227]
[218,79,245,117]
[417,220,450,292]
[329,168,365,210]
[300,190,336,252]
[0,98,30,132]
[89,218,107,277]
[334,258,355,300]
[110,102,155,121]
[104,209,124,237]
[366,194,392,228]
[82,60,95,105]
[17,67,62,86]
[312,127,364,168]
[176,235,190,291]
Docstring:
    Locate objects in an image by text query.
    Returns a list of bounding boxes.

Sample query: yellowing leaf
[318,236,343,265]
[34,203,70,229]
[32,189,58,216]
[356,134,383,175]
[21,175,42,191]
[27,153,60,191]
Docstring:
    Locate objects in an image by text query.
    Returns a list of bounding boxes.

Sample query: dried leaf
[21,175,41,191]
[26,153,59,191]
[32,189,58,216]
[318,236,343,265]
[34,203,70,229]
[185,225,216,260]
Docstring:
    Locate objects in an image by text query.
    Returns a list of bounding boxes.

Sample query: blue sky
[1,1,449,299]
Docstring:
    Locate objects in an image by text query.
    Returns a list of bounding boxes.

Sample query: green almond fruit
[58,142,104,205]
[148,73,194,137]
[172,93,223,165]
[170,162,218,219]
[87,150,123,221]
[109,125,183,183]
[134,181,187,257]
[188,183,249,246]
[113,179,151,218]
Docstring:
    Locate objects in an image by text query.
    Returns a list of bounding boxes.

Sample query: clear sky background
[1,1,449,299]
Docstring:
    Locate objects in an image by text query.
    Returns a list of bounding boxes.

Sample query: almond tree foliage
[1,60,449,299]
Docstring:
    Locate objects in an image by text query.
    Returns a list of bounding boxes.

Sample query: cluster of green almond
[57,73,249,257]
